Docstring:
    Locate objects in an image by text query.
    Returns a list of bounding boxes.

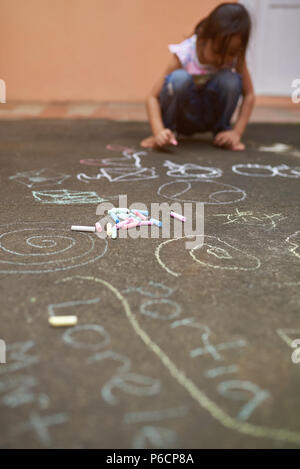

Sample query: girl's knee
[215,69,242,94]
[166,69,193,96]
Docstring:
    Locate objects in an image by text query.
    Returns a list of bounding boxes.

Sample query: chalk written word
[0,339,6,364]
[291,79,300,104]
[0,79,6,103]
[9,169,70,188]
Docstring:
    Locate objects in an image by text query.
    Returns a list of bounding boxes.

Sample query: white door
[240,0,300,96]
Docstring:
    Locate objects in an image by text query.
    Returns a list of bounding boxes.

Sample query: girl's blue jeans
[159,68,242,136]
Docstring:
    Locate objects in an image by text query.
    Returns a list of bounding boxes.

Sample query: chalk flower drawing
[9,169,70,188]
[232,164,300,178]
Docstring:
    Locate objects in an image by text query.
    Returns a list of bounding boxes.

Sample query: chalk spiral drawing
[214,209,286,230]
[59,275,300,445]
[155,235,261,277]
[9,169,70,188]
[0,222,108,274]
[158,179,246,205]
[285,231,300,259]
[78,149,158,183]
[132,426,178,449]
[32,189,116,205]
[163,160,223,179]
[232,164,300,178]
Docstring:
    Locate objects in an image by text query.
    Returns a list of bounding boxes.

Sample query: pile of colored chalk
[71,207,186,239]
[105,208,162,239]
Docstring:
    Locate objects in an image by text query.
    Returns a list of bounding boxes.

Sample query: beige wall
[0,0,235,102]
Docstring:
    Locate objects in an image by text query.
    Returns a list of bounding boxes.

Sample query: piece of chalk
[106,222,113,237]
[109,212,120,223]
[115,218,133,229]
[95,222,102,233]
[171,138,178,146]
[133,210,147,221]
[138,220,153,226]
[118,212,132,220]
[170,211,186,222]
[111,226,117,239]
[122,221,139,230]
[49,316,78,327]
[110,207,129,213]
[136,210,149,216]
[149,218,162,227]
[71,225,95,232]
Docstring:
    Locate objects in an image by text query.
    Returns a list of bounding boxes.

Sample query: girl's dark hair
[194,2,251,65]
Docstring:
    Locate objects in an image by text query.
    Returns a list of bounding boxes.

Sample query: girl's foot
[140,136,158,148]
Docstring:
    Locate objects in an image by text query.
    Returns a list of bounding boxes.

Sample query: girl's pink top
[168,34,235,89]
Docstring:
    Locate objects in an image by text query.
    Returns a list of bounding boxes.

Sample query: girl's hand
[155,129,178,147]
[214,130,245,151]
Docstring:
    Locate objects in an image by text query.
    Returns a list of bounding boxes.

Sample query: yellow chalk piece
[48,315,78,327]
[106,222,113,237]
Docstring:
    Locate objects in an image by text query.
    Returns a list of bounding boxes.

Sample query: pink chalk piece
[138,220,153,226]
[122,221,139,230]
[133,210,147,221]
[170,138,178,146]
[115,218,134,229]
[95,222,102,233]
[170,211,186,222]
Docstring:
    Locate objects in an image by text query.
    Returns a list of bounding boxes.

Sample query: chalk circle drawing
[0,222,107,274]
[32,189,116,205]
[285,231,300,259]
[140,299,181,320]
[164,160,223,179]
[59,275,300,445]
[78,149,158,183]
[9,169,71,188]
[158,179,246,205]
[122,281,175,298]
[232,164,300,178]
[214,209,286,230]
[155,235,261,277]
[63,324,110,350]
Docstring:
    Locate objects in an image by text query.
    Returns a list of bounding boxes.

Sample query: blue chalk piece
[110,212,120,223]
[150,218,162,227]
[137,210,149,216]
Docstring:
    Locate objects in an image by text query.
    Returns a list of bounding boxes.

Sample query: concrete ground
[0,119,299,449]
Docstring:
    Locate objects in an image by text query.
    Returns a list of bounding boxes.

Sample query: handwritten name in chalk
[170,211,186,222]
[71,225,95,233]
[48,316,78,327]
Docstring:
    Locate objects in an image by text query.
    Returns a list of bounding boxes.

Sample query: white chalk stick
[49,316,78,327]
[71,225,95,232]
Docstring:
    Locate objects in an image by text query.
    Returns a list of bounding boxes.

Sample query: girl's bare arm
[146,54,182,137]
[234,61,255,137]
